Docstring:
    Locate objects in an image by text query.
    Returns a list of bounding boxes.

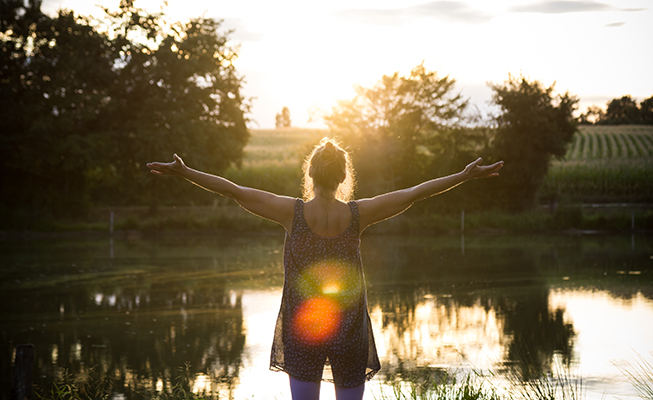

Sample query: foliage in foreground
[33,365,588,400]
[380,369,502,400]
[32,353,653,400]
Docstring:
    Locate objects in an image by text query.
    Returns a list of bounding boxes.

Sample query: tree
[0,0,250,219]
[602,95,641,125]
[98,1,250,212]
[489,75,578,211]
[1,1,117,216]
[577,105,605,125]
[325,63,476,197]
[275,106,291,128]
[639,96,653,125]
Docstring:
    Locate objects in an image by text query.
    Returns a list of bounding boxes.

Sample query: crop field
[565,125,653,160]
[226,126,653,204]
[544,125,653,203]
[223,128,328,197]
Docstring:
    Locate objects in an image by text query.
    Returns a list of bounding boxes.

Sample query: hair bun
[324,141,335,150]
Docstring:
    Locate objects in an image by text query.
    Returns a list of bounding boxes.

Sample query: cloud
[510,1,647,14]
[605,21,625,27]
[335,1,491,26]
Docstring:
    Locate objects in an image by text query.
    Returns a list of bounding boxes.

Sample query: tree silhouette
[489,75,578,211]
[275,106,291,128]
[325,63,474,197]
[0,0,250,220]
[640,96,653,125]
[603,95,641,125]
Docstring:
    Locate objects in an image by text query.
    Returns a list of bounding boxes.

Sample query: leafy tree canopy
[490,74,578,211]
[578,95,653,125]
[0,0,250,218]
[324,63,483,198]
[604,95,640,125]
[275,106,291,128]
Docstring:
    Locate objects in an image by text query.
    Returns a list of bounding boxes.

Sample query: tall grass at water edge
[617,351,653,400]
[32,362,593,400]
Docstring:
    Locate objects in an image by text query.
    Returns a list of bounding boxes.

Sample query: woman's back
[303,199,352,237]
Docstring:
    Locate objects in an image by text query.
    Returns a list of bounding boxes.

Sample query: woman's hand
[462,158,504,180]
[146,154,187,177]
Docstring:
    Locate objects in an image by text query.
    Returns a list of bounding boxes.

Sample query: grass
[31,351,652,400]
[379,368,502,400]
[505,362,584,400]
[617,351,653,400]
[5,199,651,235]
[35,365,221,400]
[33,365,588,400]
[35,368,113,400]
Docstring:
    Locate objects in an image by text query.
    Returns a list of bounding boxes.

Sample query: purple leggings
[289,376,365,400]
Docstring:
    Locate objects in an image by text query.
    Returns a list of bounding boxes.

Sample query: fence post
[11,344,34,400]
[461,210,465,233]
[631,209,635,231]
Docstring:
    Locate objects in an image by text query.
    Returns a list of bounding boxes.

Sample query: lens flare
[322,282,340,294]
[292,297,341,345]
[295,262,361,309]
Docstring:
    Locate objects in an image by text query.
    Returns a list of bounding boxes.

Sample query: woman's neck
[312,186,338,203]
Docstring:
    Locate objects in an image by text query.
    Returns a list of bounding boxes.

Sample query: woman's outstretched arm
[147,154,295,232]
[357,158,503,232]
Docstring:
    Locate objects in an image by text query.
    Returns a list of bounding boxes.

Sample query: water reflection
[0,233,651,399]
[362,235,579,379]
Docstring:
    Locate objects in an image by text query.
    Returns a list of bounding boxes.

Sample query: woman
[147,138,503,400]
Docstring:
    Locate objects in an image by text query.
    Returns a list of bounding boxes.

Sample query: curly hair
[301,138,356,202]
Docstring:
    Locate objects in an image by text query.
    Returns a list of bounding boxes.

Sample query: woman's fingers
[468,160,503,179]
[147,161,172,175]
[147,155,184,176]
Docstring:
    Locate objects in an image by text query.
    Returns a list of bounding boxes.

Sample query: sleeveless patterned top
[269,199,380,385]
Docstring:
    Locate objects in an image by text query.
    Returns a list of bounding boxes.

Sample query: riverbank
[2,203,652,238]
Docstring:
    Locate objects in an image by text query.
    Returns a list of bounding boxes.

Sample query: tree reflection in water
[362,235,576,381]
[1,233,651,399]
[0,235,283,399]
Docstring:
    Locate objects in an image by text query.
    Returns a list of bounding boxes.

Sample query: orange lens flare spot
[292,297,341,345]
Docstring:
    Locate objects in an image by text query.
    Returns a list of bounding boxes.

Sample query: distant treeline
[578,95,653,125]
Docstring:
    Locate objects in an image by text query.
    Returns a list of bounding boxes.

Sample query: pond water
[1,232,652,400]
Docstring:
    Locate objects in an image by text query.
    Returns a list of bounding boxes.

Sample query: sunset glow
[40,0,653,128]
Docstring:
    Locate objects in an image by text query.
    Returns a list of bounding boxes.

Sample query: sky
[41,0,653,129]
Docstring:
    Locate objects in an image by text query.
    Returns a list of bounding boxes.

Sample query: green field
[543,125,653,203]
[223,128,329,198]
[234,126,653,205]
[566,125,653,160]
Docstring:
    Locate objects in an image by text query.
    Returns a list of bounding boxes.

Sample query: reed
[377,368,501,400]
[617,351,653,400]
